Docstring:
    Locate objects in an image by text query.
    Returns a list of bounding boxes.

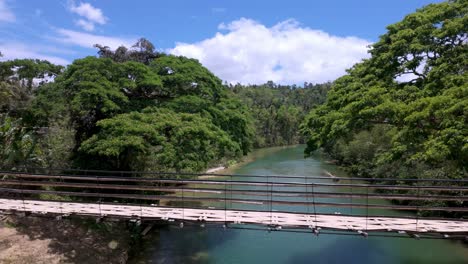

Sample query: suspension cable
[182,179,185,223]
[224,175,227,224]
[416,186,420,232]
[305,175,310,214]
[312,183,317,229]
[95,173,102,218]
[269,175,272,226]
[10,167,468,183]
[366,186,369,232]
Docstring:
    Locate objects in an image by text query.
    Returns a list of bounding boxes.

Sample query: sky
[0,0,443,85]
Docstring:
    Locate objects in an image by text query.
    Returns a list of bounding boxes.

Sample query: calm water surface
[131,146,468,264]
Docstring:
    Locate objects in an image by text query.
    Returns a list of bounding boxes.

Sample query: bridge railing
[0,167,466,222]
[6,166,468,183]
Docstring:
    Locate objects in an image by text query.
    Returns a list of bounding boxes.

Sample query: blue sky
[0,0,443,84]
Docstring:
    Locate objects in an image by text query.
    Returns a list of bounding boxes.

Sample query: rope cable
[59,173,64,216]
[12,166,468,183]
[305,175,310,214]
[416,186,421,232]
[269,175,272,226]
[182,180,185,223]
[19,172,26,213]
[96,174,102,218]
[224,176,227,224]
[366,186,369,232]
[312,183,317,229]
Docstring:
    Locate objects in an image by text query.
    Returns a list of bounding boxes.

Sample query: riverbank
[203,145,303,177]
[0,214,131,263]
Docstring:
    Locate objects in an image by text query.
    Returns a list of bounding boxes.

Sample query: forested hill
[0,40,255,173]
[228,82,330,148]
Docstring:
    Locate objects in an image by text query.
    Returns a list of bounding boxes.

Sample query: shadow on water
[288,236,467,264]
[288,237,385,264]
[131,225,243,264]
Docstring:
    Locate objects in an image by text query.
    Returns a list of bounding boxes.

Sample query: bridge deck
[1,199,467,234]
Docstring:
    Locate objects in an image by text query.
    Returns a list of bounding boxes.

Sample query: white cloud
[0,42,69,65]
[0,0,15,23]
[68,1,107,31]
[54,28,134,49]
[76,19,95,31]
[69,1,107,24]
[170,18,371,84]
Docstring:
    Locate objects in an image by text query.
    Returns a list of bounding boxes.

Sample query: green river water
[131,145,468,264]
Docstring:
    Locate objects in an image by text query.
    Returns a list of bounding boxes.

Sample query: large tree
[80,109,241,172]
[0,59,65,170]
[0,59,63,116]
[303,0,467,180]
[31,39,254,171]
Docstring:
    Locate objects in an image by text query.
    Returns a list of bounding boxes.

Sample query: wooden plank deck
[1,198,467,233]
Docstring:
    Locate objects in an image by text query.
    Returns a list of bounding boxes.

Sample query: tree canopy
[80,108,241,172]
[0,59,66,169]
[26,40,255,172]
[303,0,467,181]
[94,38,159,64]
[230,82,330,147]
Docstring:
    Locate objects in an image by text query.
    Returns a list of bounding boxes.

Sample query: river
[130,145,468,264]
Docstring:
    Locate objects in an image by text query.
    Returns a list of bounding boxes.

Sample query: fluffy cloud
[54,28,134,49]
[170,18,371,84]
[0,0,15,23]
[76,19,95,31]
[0,42,69,65]
[69,1,107,31]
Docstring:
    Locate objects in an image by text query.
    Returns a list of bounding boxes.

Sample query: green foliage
[58,57,129,117]
[163,95,212,114]
[303,0,467,183]
[0,115,40,169]
[35,118,75,169]
[80,109,241,172]
[150,56,225,102]
[118,61,163,100]
[230,82,331,147]
[0,59,65,169]
[163,95,255,155]
[208,97,255,154]
[0,59,63,90]
[0,59,63,117]
[27,82,68,126]
[329,125,396,177]
[27,39,255,172]
[95,37,159,65]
